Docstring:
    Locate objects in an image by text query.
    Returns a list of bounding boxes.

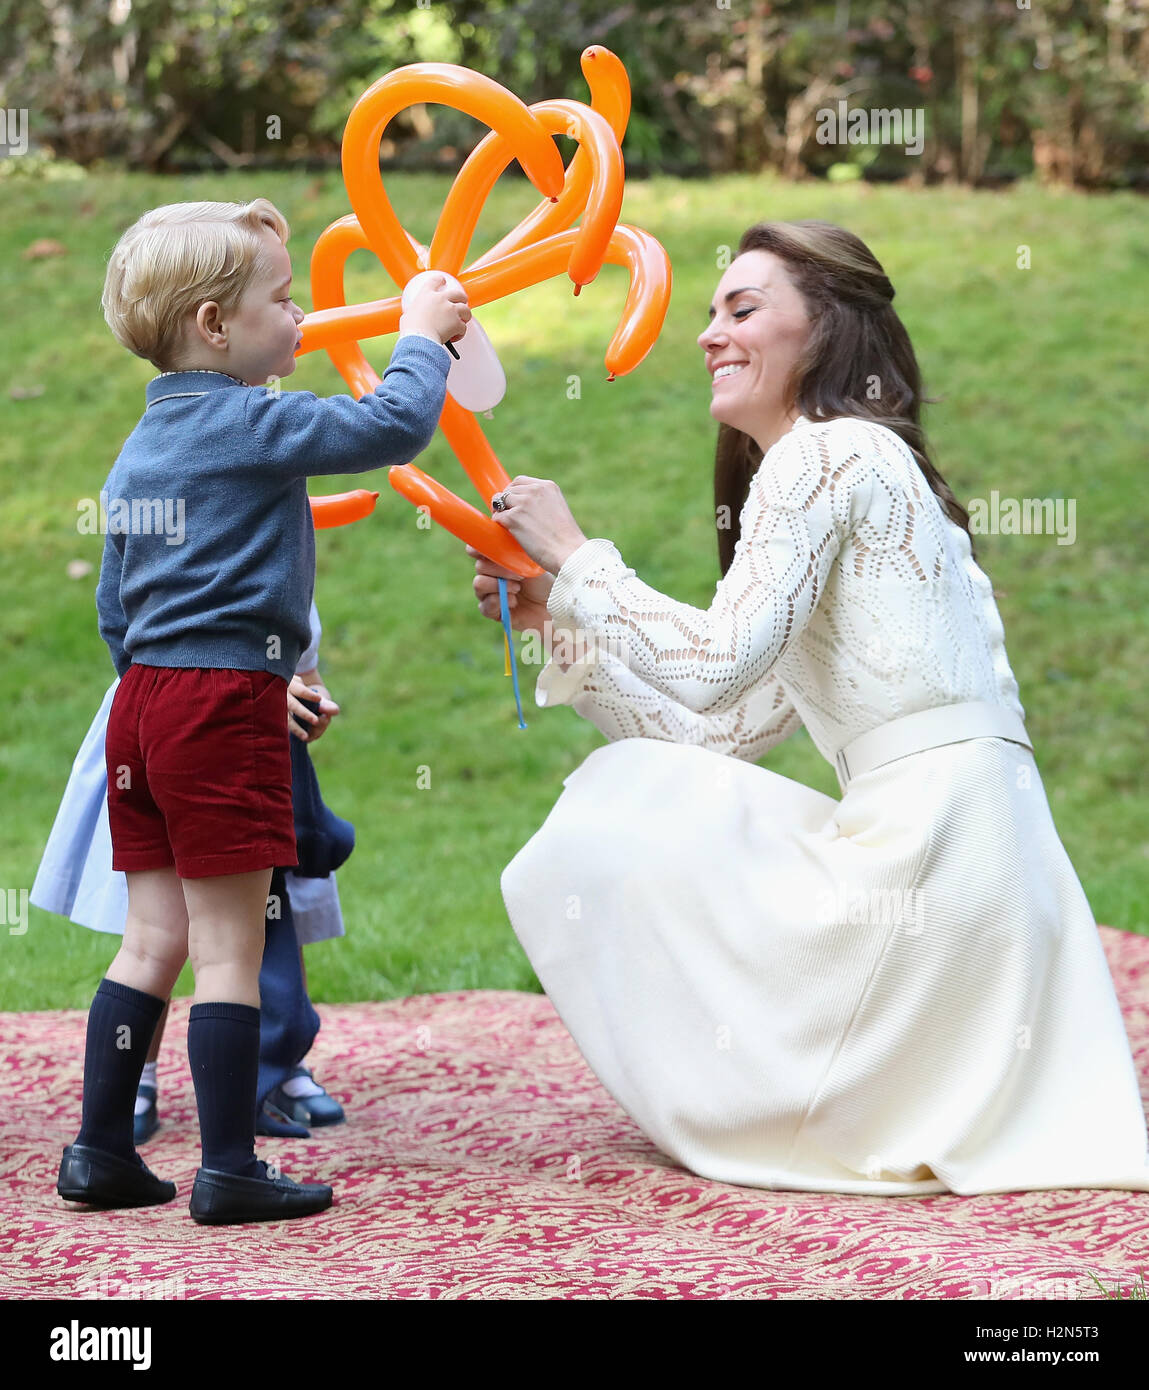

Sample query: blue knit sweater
[95,334,450,681]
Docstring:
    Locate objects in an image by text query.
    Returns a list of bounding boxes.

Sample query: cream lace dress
[499,414,1149,1195]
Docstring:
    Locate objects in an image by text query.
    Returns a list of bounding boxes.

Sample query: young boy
[57,197,468,1224]
[31,608,350,1147]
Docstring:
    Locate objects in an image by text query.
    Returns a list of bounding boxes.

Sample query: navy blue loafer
[266,1066,346,1128]
[256,1099,310,1139]
[189,1160,333,1225]
[57,1143,176,1208]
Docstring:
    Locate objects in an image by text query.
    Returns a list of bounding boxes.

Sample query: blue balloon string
[497,576,527,730]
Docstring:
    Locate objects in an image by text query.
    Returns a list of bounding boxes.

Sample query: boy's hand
[288,673,340,742]
[401,272,471,349]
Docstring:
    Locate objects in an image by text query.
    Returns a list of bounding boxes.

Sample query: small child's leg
[74,868,188,1159]
[146,1000,171,1063]
[73,981,168,1161]
[135,999,169,1145]
[183,868,271,1178]
[110,865,191,995]
[184,867,268,1007]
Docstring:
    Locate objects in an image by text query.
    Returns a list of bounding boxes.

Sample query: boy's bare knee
[120,936,185,976]
[189,936,263,977]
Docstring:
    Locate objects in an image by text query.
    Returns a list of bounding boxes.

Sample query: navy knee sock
[75,978,167,1160]
[187,1002,262,1178]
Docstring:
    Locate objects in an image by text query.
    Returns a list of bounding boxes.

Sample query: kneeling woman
[468,220,1149,1196]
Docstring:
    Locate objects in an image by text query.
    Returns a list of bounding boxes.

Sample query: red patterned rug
[3,926,1148,1301]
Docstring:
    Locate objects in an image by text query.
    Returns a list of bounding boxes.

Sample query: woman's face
[698,249,812,446]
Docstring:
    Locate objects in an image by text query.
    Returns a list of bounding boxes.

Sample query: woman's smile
[712,361,749,385]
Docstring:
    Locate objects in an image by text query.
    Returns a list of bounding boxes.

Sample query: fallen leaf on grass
[23,238,68,259]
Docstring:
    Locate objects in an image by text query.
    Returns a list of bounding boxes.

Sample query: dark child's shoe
[265,1065,346,1128]
[134,1084,159,1145]
[189,1160,333,1225]
[57,1143,176,1208]
[255,1099,310,1139]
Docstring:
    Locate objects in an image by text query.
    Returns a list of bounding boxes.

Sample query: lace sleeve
[533,638,801,760]
[545,420,871,716]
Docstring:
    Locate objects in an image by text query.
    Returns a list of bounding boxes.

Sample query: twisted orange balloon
[309,489,379,529]
[299,46,672,578]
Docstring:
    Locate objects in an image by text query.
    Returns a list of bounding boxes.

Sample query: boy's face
[183,229,304,385]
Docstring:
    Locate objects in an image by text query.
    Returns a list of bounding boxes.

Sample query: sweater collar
[145,370,248,410]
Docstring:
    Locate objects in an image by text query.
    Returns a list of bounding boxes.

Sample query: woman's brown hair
[714,220,974,575]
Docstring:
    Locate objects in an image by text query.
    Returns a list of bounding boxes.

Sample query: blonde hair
[101,198,291,371]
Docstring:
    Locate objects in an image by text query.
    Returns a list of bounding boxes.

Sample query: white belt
[834,700,1032,793]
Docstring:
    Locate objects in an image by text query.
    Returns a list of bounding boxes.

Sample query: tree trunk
[741,2,770,168]
[957,19,981,184]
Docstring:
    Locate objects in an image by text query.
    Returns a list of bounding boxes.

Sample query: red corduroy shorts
[105,664,298,878]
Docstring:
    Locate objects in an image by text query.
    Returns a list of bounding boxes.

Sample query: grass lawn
[1,168,1145,1011]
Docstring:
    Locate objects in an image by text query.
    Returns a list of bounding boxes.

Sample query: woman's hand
[488,475,588,576]
[466,545,554,637]
[287,671,340,742]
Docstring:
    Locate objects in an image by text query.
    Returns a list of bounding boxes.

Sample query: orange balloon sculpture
[309,489,380,529]
[298,46,672,578]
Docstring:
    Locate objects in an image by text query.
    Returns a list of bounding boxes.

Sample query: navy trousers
[256,734,355,1107]
[256,868,321,1108]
